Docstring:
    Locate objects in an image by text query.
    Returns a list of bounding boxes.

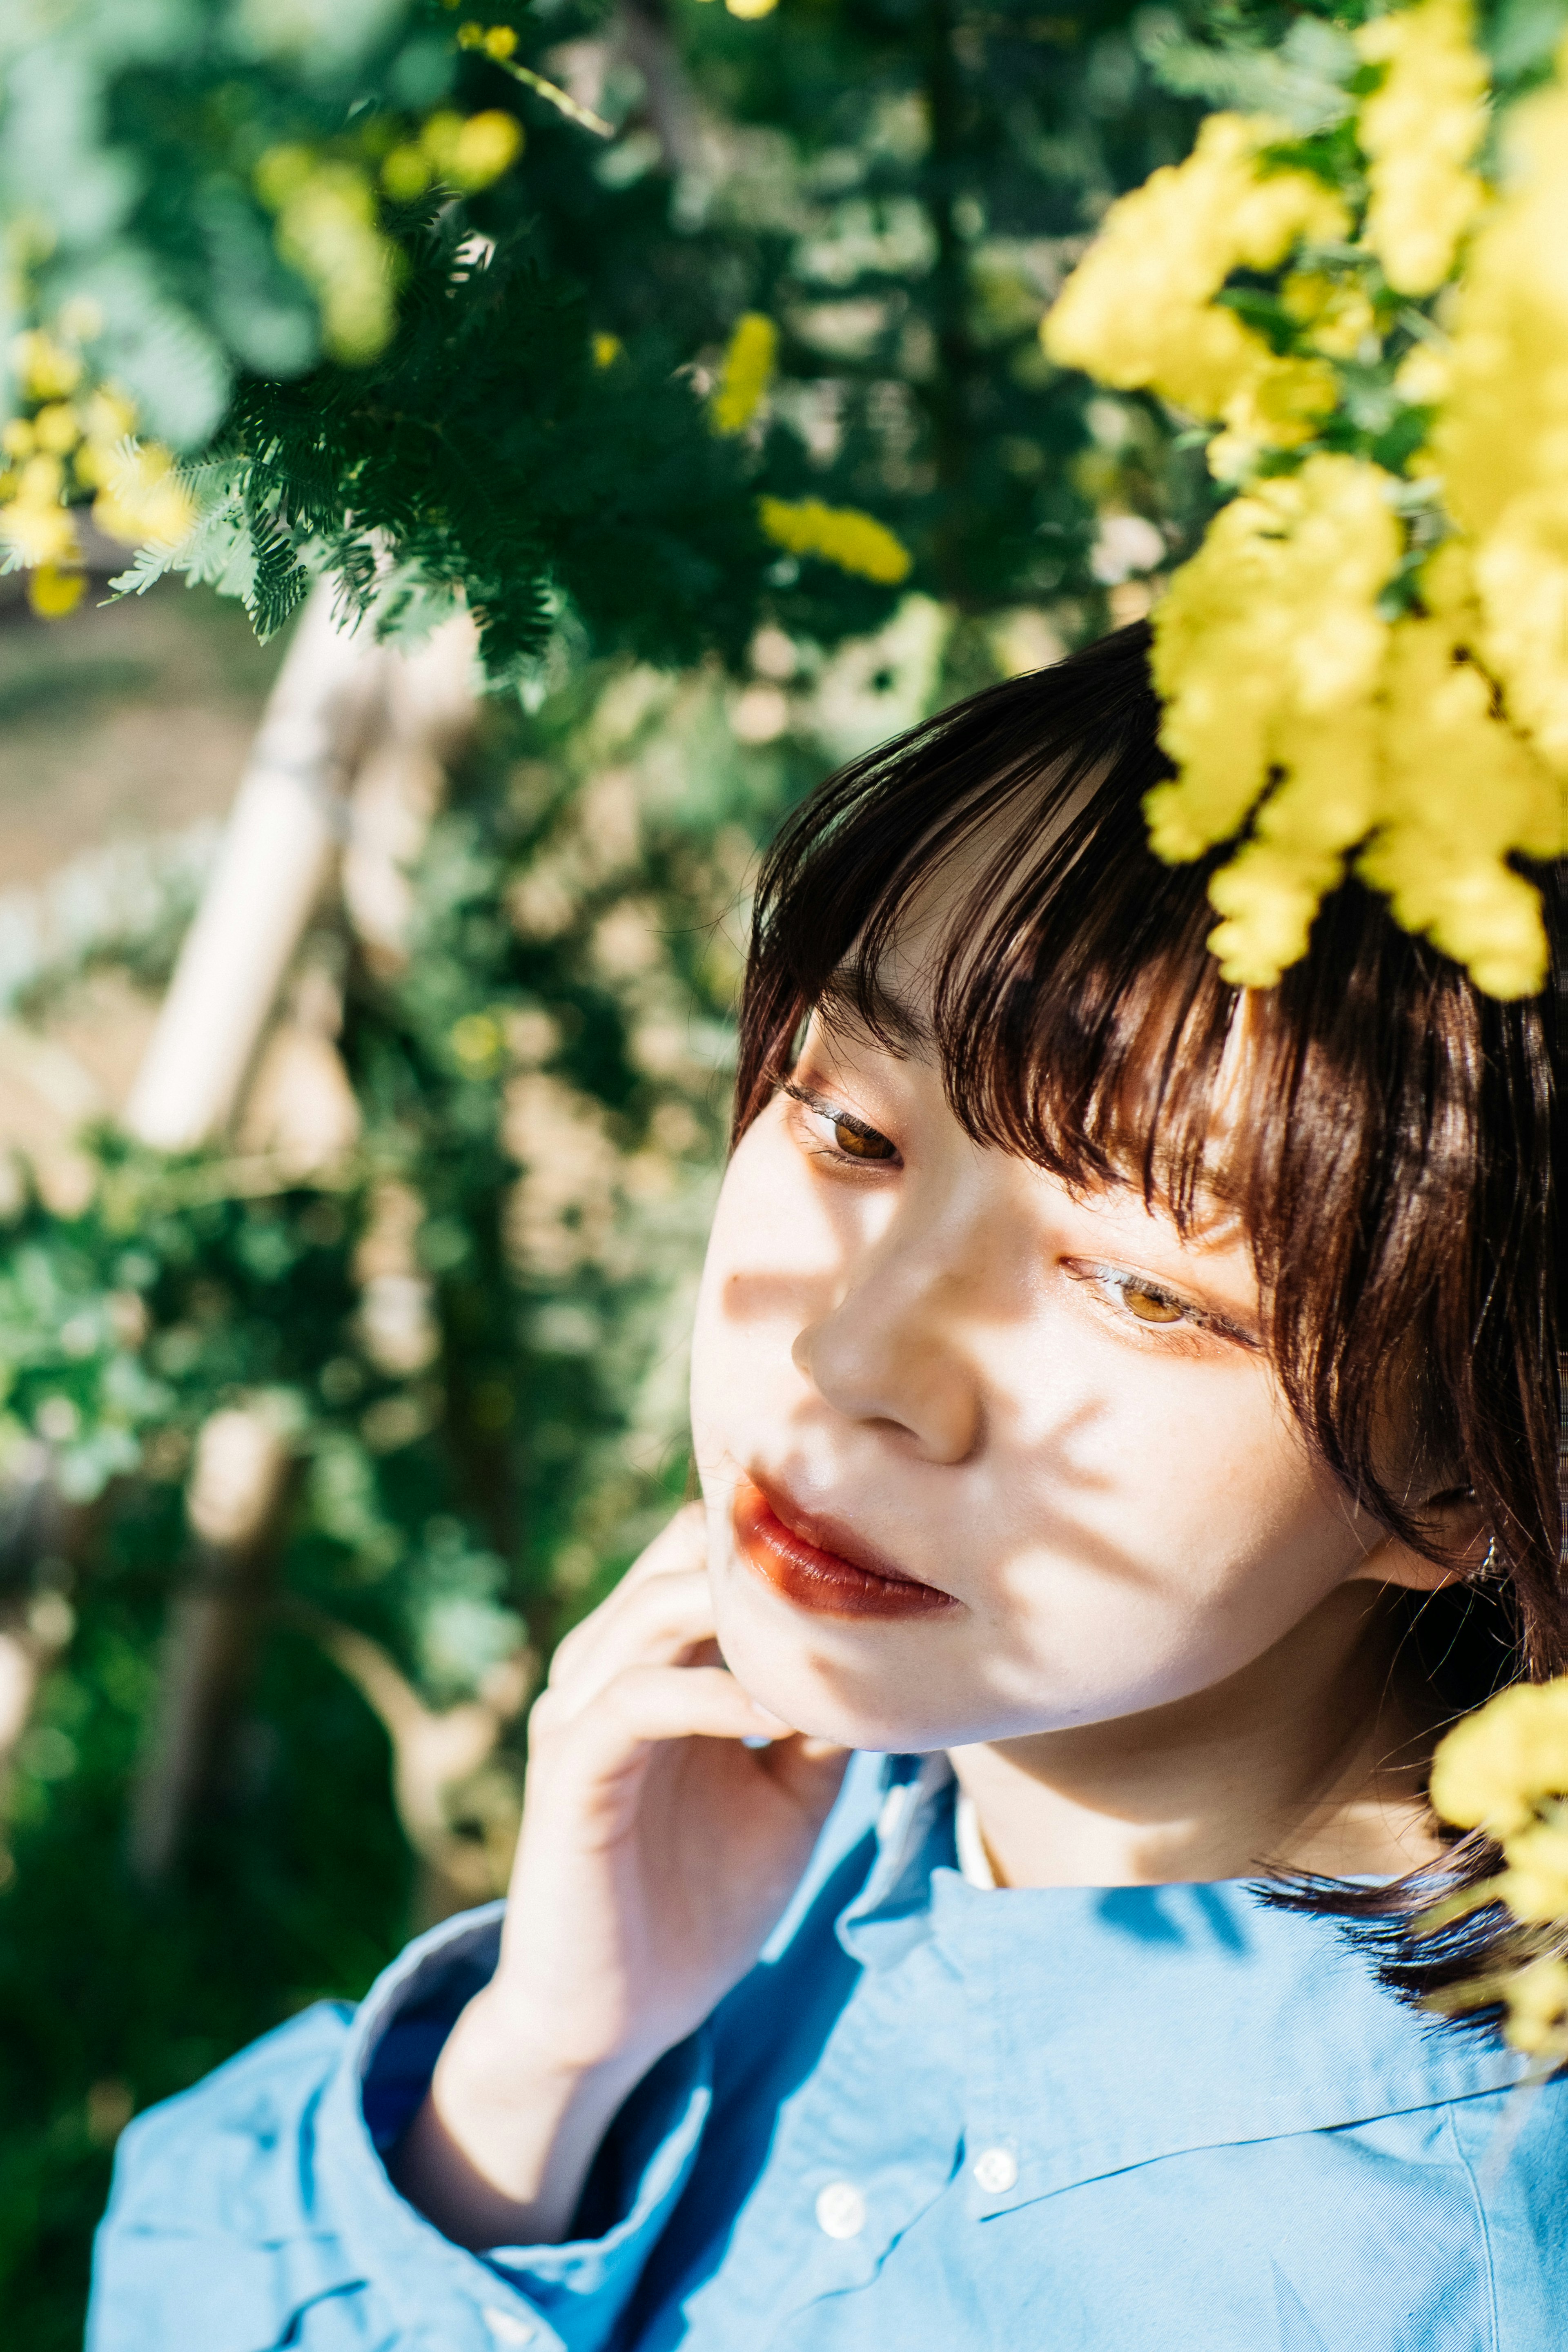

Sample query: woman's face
[690,975,1401,1753]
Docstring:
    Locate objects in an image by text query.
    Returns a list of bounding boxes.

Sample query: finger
[616,1499,708,1592]
[556,1664,793,1771]
[546,1569,718,1718]
[546,1505,708,1686]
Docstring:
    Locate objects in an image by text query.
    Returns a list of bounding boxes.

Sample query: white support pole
[122,581,390,1152]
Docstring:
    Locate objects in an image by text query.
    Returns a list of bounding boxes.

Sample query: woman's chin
[712,1572,972,1753]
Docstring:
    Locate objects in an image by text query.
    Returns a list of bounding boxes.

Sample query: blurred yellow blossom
[1042,10,1566,1002]
[758,497,912,585]
[1150,511,1558,997]
[1494,1826,1568,1926]
[380,145,433,200]
[1145,454,1398,981]
[710,314,777,436]
[419,110,522,192]
[1281,272,1377,361]
[455,20,517,53]
[91,439,196,549]
[78,386,137,448]
[1355,0,1488,296]
[1425,1678,1568,2058]
[1042,111,1348,466]
[1430,1680,1568,1840]
[256,150,400,364]
[12,328,83,402]
[1393,342,1450,405]
[32,403,80,454]
[0,359,195,619]
[1356,550,1559,997]
[0,453,80,566]
[1436,62,1568,776]
[26,562,85,617]
[1206,355,1339,483]
[384,108,522,199]
[1495,1956,1568,2056]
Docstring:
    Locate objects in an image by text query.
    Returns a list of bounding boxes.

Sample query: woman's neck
[949,1584,1446,1888]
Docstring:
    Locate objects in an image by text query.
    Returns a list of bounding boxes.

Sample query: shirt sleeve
[87,1901,713,2352]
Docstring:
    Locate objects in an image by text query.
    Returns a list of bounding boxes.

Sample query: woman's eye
[830,1114,896,1161]
[1069,1258,1255,1349]
[1074,1262,1201,1331]
[1118,1280,1185,1325]
[784,1083,898,1164]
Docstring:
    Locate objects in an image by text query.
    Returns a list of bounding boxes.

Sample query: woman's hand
[392,1503,848,2249]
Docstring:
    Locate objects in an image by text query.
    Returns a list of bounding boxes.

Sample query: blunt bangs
[735,624,1564,1698]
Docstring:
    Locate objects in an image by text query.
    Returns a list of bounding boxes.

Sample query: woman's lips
[733,1478,958,1621]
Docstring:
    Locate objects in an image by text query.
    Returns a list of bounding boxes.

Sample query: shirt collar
[835,1751,957,1970]
[838,1754,1533,2207]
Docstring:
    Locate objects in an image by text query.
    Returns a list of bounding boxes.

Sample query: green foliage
[0,617,846,2283]
[226,217,777,673]
[4,0,1227,666]
[0,1598,412,2352]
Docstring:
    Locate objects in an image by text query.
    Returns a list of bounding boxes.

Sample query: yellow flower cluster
[1355,0,1488,296]
[1042,111,1348,481]
[1492,1956,1568,2057]
[1432,1679,1568,1848]
[380,109,522,203]
[1436,65,1568,778]
[1147,455,1398,982]
[757,497,913,586]
[0,332,194,617]
[1147,466,1561,995]
[455,20,519,59]
[1042,0,1568,1001]
[89,438,198,554]
[710,314,777,437]
[1427,1679,1568,2058]
[1358,549,1561,997]
[255,149,403,365]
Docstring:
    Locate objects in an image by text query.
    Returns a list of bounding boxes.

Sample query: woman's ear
[1347,1488,1487,1594]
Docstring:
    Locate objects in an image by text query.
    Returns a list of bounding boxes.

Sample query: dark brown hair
[733,620,1564,2007]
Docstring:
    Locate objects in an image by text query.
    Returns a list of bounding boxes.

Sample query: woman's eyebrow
[814,965,934,1055]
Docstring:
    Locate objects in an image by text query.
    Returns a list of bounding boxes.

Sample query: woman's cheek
[988,1352,1342,1681]
[689,1118,804,1466]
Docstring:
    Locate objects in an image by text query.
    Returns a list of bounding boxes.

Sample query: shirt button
[972,2145,1019,2195]
[815,2179,868,2239]
[482,2310,535,2345]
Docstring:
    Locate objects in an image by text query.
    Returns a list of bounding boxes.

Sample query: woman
[91,624,1565,2350]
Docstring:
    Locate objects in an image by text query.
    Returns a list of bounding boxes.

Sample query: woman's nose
[792,1244,980,1463]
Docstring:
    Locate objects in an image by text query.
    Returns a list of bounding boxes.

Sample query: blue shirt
[89,1752,1568,2352]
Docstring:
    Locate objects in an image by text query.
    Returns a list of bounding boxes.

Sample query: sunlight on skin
[692,974,1475,1891]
